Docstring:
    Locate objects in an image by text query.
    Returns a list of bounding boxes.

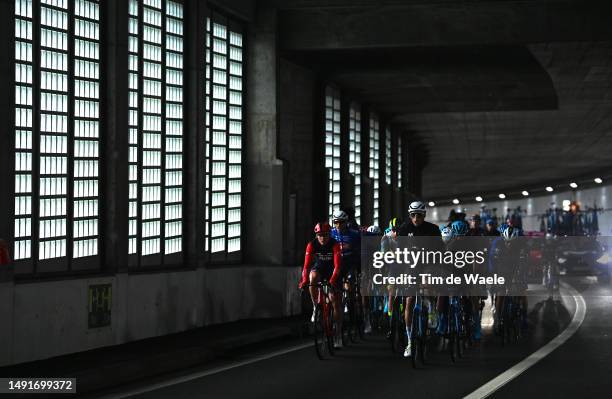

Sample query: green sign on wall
[88,284,112,328]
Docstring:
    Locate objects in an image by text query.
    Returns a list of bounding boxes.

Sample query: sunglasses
[409,213,424,218]
[316,233,330,237]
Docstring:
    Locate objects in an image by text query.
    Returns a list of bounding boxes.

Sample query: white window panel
[398,136,402,188]
[205,17,243,257]
[349,103,361,224]
[325,86,341,220]
[370,114,380,226]
[385,127,392,185]
[129,0,184,260]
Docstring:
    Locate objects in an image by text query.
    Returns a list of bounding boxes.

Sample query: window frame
[324,85,341,220]
[349,102,361,224]
[12,0,104,278]
[369,113,380,226]
[203,8,245,265]
[127,0,185,269]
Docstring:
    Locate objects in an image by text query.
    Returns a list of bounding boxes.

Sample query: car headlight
[558,257,567,264]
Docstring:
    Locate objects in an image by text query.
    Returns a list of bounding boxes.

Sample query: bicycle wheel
[456,310,465,359]
[463,302,473,349]
[356,292,366,340]
[513,303,522,342]
[449,333,458,363]
[313,305,328,360]
[501,301,512,346]
[325,302,336,356]
[449,308,458,363]
[342,295,351,347]
[410,311,419,369]
[392,297,405,355]
[349,295,359,344]
[419,308,428,365]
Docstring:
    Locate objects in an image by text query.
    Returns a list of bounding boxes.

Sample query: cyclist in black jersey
[397,201,443,357]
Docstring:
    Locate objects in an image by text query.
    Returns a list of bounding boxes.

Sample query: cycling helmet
[440,226,454,244]
[408,201,427,215]
[388,217,403,231]
[314,222,331,234]
[500,224,520,241]
[367,225,382,235]
[332,210,349,222]
[450,220,468,237]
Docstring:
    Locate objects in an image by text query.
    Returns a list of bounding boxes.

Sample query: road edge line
[463,281,586,399]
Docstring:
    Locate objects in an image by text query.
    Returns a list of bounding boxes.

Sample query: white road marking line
[103,342,312,399]
[464,281,586,399]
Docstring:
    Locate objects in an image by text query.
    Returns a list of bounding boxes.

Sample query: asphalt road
[95,276,609,399]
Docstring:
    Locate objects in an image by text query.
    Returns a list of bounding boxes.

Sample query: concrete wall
[0,266,301,366]
[429,184,612,235]
[278,58,316,264]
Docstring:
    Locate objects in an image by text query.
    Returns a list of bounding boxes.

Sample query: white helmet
[408,201,426,215]
[367,225,381,234]
[501,225,520,242]
[440,226,454,244]
[332,210,349,222]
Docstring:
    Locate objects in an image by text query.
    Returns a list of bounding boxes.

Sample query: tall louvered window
[128,0,184,262]
[14,0,101,272]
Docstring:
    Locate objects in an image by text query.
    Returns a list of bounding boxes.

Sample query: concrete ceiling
[277,0,612,200]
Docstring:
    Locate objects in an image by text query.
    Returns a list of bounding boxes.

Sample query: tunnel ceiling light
[452,198,460,205]
[498,193,506,199]
[570,182,578,189]
[595,177,603,184]
[428,201,435,207]
[546,186,554,192]
[475,196,483,202]
[522,191,529,196]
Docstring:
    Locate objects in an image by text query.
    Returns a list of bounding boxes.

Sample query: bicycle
[389,293,406,355]
[409,287,429,368]
[499,295,522,345]
[369,295,387,332]
[305,281,337,359]
[447,295,465,363]
[341,271,366,345]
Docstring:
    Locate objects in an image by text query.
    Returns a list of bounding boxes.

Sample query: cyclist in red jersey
[299,222,344,348]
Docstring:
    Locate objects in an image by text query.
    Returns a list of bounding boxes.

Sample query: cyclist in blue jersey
[489,224,528,333]
[331,210,362,279]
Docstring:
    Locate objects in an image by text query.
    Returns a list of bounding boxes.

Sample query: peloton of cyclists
[299,200,531,355]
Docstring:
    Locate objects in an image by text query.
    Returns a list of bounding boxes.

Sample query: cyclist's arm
[329,242,343,286]
[299,242,314,287]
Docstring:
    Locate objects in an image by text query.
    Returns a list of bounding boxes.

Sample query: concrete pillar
[184,0,204,266]
[245,4,285,264]
[104,0,130,273]
[0,0,15,282]
[340,95,354,209]
[312,81,327,222]
[360,106,373,227]
[0,0,15,366]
